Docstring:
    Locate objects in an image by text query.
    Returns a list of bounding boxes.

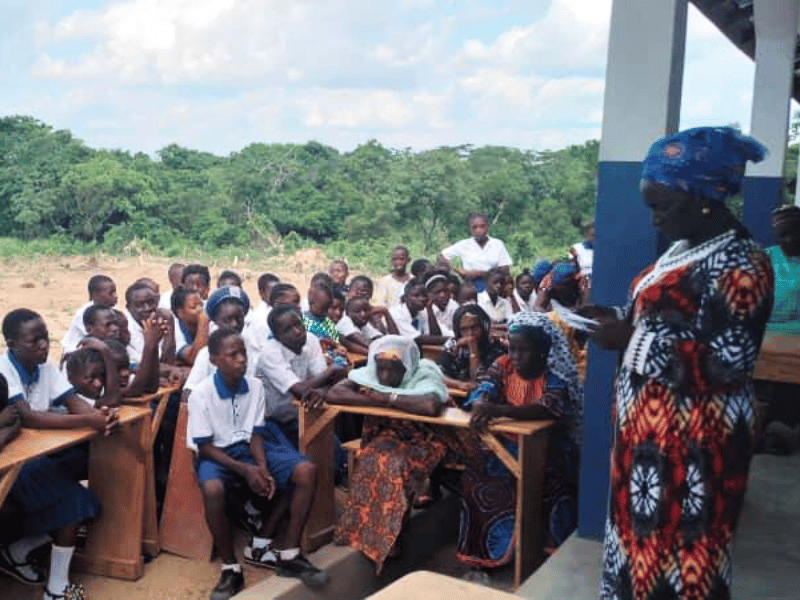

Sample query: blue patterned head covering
[206,285,250,319]
[550,262,578,286]
[530,259,553,287]
[641,126,767,202]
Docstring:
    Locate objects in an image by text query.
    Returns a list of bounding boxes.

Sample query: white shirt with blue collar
[0,352,74,412]
[187,372,267,451]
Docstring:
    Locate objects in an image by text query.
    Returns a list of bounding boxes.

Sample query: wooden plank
[421,345,444,362]
[299,406,337,553]
[0,463,21,507]
[142,437,160,558]
[478,432,521,479]
[121,386,180,407]
[75,408,150,580]
[754,333,800,385]
[158,402,213,561]
[514,430,548,588]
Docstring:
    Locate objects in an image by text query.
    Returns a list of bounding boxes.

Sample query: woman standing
[439,213,512,293]
[587,127,774,600]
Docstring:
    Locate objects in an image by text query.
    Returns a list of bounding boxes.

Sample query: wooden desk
[754,333,800,385]
[0,406,154,580]
[299,403,552,588]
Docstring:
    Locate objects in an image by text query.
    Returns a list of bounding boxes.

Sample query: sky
[0,0,775,156]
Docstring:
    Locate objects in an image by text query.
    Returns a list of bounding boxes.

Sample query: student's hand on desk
[0,403,21,428]
[245,465,275,499]
[100,406,119,436]
[301,389,325,410]
[469,400,500,432]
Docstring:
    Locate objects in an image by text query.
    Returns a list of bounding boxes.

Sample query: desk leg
[75,414,149,580]
[299,406,337,553]
[514,430,549,589]
[142,437,160,557]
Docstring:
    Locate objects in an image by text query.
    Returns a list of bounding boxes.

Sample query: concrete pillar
[743,0,799,245]
[579,0,688,540]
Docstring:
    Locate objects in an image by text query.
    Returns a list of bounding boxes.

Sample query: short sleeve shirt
[431,299,459,337]
[389,303,430,340]
[255,334,327,423]
[441,236,512,273]
[375,275,408,308]
[61,301,93,354]
[478,291,513,324]
[0,352,74,412]
[184,345,258,392]
[187,373,267,451]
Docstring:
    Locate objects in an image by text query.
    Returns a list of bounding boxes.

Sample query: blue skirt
[8,445,100,537]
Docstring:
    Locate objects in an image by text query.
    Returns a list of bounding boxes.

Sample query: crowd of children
[0,221,593,600]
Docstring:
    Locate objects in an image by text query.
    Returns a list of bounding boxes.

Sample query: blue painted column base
[742,176,784,249]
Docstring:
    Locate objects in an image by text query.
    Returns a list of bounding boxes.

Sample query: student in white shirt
[158,262,186,311]
[171,286,210,367]
[512,272,537,312]
[243,283,300,358]
[181,264,211,301]
[424,272,459,337]
[375,245,412,308]
[335,297,391,355]
[82,305,121,344]
[64,340,120,408]
[477,268,513,324]
[569,222,594,279]
[61,274,118,354]
[188,328,328,593]
[245,273,279,329]
[389,279,449,346]
[438,213,512,294]
[124,282,175,368]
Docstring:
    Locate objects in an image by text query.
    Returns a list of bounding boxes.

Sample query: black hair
[349,275,374,295]
[467,212,489,224]
[83,304,115,329]
[66,347,104,380]
[447,273,462,292]
[331,288,346,304]
[452,304,492,354]
[310,272,334,287]
[216,270,242,288]
[269,283,299,306]
[310,281,333,302]
[424,269,450,290]
[170,285,196,315]
[486,267,506,282]
[0,373,8,410]
[210,298,245,321]
[392,245,410,256]
[208,328,240,357]
[133,277,159,292]
[268,304,302,337]
[329,259,348,269]
[104,339,129,361]
[345,295,370,314]
[88,275,114,297]
[181,264,211,286]
[2,308,41,342]
[168,262,185,276]
[410,258,432,278]
[515,272,534,285]
[258,273,280,293]
[125,281,154,305]
[403,277,427,298]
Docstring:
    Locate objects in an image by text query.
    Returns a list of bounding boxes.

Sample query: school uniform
[0,352,99,536]
[389,303,430,340]
[571,241,593,278]
[188,373,307,491]
[174,319,194,358]
[477,291,513,324]
[158,288,174,311]
[61,301,92,354]
[431,299,459,337]
[441,236,512,292]
[336,315,382,341]
[375,275,408,308]
[184,345,258,393]
[124,308,172,368]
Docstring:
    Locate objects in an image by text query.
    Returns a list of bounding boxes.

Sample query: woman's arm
[326,379,443,417]
[341,333,371,355]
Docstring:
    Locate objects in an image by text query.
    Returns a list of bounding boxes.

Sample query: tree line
[1,115,601,268]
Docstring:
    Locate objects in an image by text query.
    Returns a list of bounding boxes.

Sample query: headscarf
[206,285,250,318]
[641,126,767,203]
[530,259,553,287]
[772,205,800,232]
[507,312,583,444]
[549,262,578,286]
[348,335,448,402]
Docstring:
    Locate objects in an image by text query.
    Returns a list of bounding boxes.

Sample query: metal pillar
[579,0,688,539]
[743,0,799,245]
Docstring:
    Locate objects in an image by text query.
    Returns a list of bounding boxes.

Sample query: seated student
[188,329,329,598]
[61,274,118,354]
[447,273,462,304]
[328,260,349,293]
[346,275,373,301]
[184,286,254,395]
[0,309,117,599]
[327,288,346,326]
[159,262,186,310]
[65,339,120,408]
[375,245,412,309]
[425,271,459,337]
[766,205,800,333]
[83,305,121,342]
[439,305,506,395]
[336,297,393,355]
[124,282,175,368]
[182,263,212,301]
[256,305,346,446]
[171,286,210,366]
[389,278,449,346]
[477,268,513,325]
[106,335,161,398]
[329,336,448,573]
[217,270,242,289]
[300,273,334,313]
[114,309,131,347]
[513,272,536,312]
[134,277,160,295]
[457,281,478,305]
[245,273,279,329]
[301,283,349,368]
[410,258,434,280]
[458,313,581,574]
[244,283,300,356]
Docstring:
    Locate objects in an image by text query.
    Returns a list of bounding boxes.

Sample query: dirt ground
[0,248,331,353]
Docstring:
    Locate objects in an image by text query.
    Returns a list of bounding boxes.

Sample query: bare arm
[326,379,443,417]
[125,318,163,396]
[371,306,399,335]
[288,366,347,400]
[341,333,370,355]
[178,312,210,366]
[79,338,120,407]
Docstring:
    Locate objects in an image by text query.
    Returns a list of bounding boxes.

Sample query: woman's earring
[701,205,712,216]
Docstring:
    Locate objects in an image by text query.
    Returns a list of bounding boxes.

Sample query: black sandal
[44,582,85,599]
[0,544,45,586]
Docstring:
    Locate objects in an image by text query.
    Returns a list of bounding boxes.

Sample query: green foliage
[0,114,606,270]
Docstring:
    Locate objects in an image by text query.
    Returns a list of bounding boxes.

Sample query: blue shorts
[195,420,307,491]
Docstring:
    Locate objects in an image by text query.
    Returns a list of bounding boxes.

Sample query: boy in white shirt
[61,274,118,354]
[158,263,185,310]
[188,328,328,597]
[375,246,412,308]
[425,272,459,337]
[388,279,449,346]
[477,268,513,325]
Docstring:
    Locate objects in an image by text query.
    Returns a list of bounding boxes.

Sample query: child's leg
[201,479,235,565]
[282,461,317,550]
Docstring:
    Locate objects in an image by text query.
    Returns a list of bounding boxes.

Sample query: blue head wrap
[641,126,767,203]
[530,259,553,287]
[550,262,578,286]
[206,285,250,319]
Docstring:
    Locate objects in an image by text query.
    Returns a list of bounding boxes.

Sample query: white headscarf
[348,335,448,403]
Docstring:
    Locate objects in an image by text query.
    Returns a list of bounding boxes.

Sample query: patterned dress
[601,230,774,600]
